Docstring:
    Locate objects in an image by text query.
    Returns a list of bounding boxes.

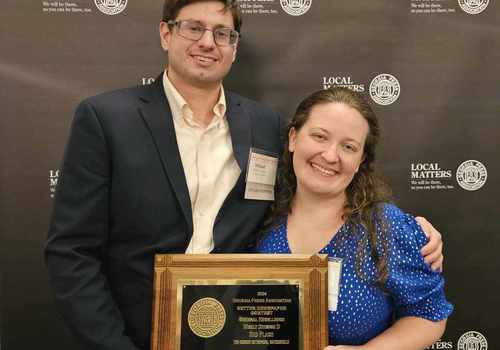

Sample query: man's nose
[197,29,216,48]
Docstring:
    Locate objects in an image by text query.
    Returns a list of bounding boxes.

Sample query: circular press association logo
[188,297,226,338]
[94,0,127,15]
[280,0,312,16]
[456,160,487,191]
[369,74,401,105]
[458,0,489,14]
[458,331,488,350]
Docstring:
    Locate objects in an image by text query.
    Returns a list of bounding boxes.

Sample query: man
[45,1,443,350]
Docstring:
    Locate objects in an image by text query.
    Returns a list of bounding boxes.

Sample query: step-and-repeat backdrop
[1,0,499,349]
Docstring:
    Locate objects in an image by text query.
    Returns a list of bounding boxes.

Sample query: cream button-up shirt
[163,71,241,254]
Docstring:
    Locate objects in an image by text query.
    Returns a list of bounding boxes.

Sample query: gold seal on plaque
[187,297,226,338]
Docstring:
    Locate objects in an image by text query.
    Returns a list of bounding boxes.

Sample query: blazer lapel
[137,76,193,235]
[226,91,251,175]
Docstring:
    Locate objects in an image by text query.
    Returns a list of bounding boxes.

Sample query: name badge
[328,257,343,312]
[244,148,278,201]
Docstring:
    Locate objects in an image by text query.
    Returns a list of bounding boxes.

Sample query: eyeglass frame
[165,19,240,46]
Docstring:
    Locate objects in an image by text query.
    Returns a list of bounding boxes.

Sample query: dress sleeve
[381,204,453,321]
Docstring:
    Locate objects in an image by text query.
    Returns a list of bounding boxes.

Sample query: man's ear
[159,21,171,52]
[232,45,237,62]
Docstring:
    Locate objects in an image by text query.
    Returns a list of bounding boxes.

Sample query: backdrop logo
[49,169,60,198]
[280,0,312,16]
[410,162,454,191]
[411,163,452,179]
[458,0,489,14]
[141,77,155,85]
[369,74,400,105]
[456,160,487,191]
[94,0,127,15]
[322,76,365,92]
[458,331,488,350]
[427,339,453,349]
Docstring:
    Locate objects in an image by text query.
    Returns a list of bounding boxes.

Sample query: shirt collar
[162,70,227,128]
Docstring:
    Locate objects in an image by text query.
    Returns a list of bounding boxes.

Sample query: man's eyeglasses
[166,20,239,46]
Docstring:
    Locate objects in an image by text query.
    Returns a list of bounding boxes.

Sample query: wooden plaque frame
[151,254,328,350]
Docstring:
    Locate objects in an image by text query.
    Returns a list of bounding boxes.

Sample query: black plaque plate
[180,284,300,350]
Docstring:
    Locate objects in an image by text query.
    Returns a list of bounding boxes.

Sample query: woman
[256,87,453,349]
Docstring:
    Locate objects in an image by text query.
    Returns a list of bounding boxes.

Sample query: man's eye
[187,24,204,32]
[215,30,230,39]
[312,134,326,141]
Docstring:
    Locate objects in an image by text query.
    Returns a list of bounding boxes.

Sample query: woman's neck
[286,191,347,254]
[291,190,346,224]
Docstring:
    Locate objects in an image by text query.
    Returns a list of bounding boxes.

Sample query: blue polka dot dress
[256,203,453,345]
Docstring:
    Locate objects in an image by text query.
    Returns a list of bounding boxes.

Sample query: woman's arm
[364,316,446,350]
[326,316,446,350]
[326,206,452,349]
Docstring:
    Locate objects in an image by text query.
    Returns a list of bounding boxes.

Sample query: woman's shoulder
[378,202,405,219]
[255,217,289,253]
[376,203,429,250]
[377,203,420,230]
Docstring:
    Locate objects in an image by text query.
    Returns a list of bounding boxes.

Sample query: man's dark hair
[162,0,242,33]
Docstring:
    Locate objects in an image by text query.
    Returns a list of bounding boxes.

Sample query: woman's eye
[344,144,356,152]
[312,134,326,141]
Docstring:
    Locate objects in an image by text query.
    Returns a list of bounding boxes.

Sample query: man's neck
[167,71,222,128]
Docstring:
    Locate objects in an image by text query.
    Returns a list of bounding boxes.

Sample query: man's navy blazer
[45,76,282,350]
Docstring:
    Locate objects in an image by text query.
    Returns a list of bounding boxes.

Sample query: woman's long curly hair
[268,87,393,286]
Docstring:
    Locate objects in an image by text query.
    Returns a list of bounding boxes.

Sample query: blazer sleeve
[45,99,139,350]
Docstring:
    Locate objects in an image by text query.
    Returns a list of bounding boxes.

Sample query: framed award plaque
[151,254,328,350]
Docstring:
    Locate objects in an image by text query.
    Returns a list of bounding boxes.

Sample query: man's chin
[188,72,226,88]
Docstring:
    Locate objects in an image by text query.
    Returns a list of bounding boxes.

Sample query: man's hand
[416,216,443,272]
